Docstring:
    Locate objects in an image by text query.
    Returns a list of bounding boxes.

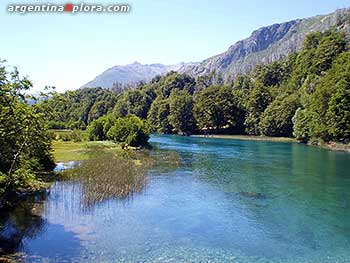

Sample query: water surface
[1,135,350,262]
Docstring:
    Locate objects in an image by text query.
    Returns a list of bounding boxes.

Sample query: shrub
[87,118,106,141]
[70,129,85,142]
[107,116,150,147]
[58,130,85,142]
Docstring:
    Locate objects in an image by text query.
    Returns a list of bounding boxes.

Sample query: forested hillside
[46,87,118,129]
[47,29,350,144]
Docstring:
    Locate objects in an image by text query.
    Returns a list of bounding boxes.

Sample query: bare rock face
[181,8,350,80]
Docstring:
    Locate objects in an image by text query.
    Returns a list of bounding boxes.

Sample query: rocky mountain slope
[82,8,350,88]
[180,8,350,80]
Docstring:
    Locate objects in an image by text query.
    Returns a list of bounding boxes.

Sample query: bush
[107,116,150,147]
[86,114,118,141]
[60,133,72,141]
[70,129,85,142]
[87,119,105,141]
[48,120,67,129]
[58,130,85,142]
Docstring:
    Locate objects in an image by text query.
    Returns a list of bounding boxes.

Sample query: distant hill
[81,62,187,89]
[82,8,350,89]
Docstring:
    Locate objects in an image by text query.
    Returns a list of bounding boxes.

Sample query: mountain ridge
[82,8,350,89]
[180,8,350,79]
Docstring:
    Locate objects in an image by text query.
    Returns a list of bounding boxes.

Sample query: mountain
[82,8,350,89]
[180,8,350,80]
[81,62,186,89]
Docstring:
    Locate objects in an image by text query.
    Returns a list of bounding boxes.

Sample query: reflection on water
[1,135,350,262]
[54,161,81,172]
[0,192,47,261]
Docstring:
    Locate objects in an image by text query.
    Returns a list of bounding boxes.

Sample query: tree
[293,108,313,142]
[45,87,117,129]
[0,61,55,202]
[158,72,196,97]
[194,86,242,132]
[306,51,350,142]
[253,61,286,87]
[114,90,152,119]
[260,94,300,137]
[147,97,173,133]
[244,83,273,135]
[325,79,350,143]
[314,31,346,74]
[168,90,196,135]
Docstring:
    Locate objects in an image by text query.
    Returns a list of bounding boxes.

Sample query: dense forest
[46,29,350,144]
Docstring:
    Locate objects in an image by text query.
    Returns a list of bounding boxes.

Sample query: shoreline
[192,134,350,152]
[192,134,296,143]
[309,140,350,153]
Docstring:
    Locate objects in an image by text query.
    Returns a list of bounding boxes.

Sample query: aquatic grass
[60,149,156,209]
[53,139,181,209]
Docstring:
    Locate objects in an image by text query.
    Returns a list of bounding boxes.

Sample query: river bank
[192,134,296,143]
[0,141,120,210]
[193,134,350,152]
[308,140,350,152]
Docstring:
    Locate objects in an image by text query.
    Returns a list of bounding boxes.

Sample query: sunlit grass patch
[52,141,89,162]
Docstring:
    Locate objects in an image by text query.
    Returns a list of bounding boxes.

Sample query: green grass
[50,129,119,162]
[52,140,129,162]
[52,141,89,162]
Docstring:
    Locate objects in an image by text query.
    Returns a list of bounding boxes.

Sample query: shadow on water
[0,192,48,261]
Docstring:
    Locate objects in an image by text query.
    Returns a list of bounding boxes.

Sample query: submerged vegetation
[46,29,350,147]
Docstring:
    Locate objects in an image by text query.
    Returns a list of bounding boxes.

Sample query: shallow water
[1,135,350,262]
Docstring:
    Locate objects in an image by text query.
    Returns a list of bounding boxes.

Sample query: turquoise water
[1,135,350,262]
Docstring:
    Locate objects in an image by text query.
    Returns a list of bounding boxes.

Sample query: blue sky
[0,0,349,92]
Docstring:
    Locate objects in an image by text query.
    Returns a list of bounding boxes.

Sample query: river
[1,135,350,262]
